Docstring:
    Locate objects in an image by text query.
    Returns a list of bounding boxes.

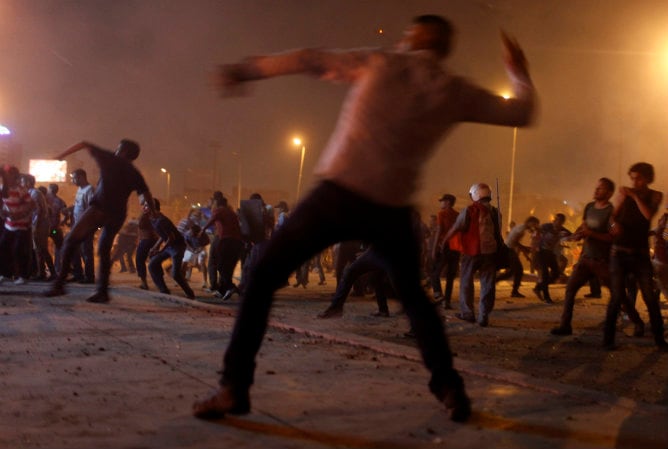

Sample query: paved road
[0,279,667,449]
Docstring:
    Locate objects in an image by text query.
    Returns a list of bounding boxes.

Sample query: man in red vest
[443,183,502,327]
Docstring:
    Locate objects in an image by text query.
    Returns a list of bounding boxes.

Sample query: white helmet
[469,183,492,202]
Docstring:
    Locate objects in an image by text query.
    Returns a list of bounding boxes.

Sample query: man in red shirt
[430,194,460,309]
[200,195,244,301]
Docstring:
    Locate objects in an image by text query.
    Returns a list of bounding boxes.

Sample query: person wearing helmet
[442,183,502,327]
[44,139,154,303]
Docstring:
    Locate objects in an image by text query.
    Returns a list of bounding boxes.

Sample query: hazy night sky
[1,0,667,220]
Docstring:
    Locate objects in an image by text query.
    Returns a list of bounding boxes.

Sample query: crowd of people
[422,169,668,352]
[1,12,667,427]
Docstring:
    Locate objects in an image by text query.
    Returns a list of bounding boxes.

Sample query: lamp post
[160,168,171,202]
[507,126,518,227]
[501,93,518,228]
[292,137,306,200]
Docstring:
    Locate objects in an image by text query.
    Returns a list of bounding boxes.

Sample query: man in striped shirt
[0,166,35,284]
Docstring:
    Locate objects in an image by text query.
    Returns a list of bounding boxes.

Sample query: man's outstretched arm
[216,49,368,96]
[459,31,536,127]
[54,141,99,160]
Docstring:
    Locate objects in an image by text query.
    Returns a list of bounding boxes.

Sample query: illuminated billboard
[29,159,68,183]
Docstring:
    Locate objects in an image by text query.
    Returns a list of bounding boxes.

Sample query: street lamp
[292,137,306,200]
[501,93,518,229]
[0,125,11,136]
[160,168,171,202]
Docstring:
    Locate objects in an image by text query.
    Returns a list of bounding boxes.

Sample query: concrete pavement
[0,278,667,449]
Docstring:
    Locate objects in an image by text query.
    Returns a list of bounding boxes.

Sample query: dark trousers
[70,232,95,282]
[588,276,602,296]
[430,247,460,302]
[111,237,137,272]
[56,206,122,294]
[0,228,32,278]
[214,238,243,294]
[459,253,496,321]
[535,249,560,300]
[33,223,55,278]
[295,261,310,286]
[48,227,64,275]
[135,237,158,281]
[239,241,268,294]
[207,236,221,290]
[221,181,463,397]
[148,244,194,297]
[328,248,389,314]
[335,240,362,284]
[559,256,611,328]
[604,250,665,345]
[496,248,523,291]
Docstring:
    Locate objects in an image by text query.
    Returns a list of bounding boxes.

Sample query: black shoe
[550,325,572,336]
[86,292,110,303]
[318,281,326,286]
[603,337,617,351]
[317,306,343,319]
[443,302,453,310]
[441,387,472,423]
[292,282,301,288]
[584,293,601,299]
[221,288,237,301]
[510,290,526,298]
[543,297,554,304]
[193,385,251,419]
[454,313,475,323]
[478,317,489,327]
[44,285,66,297]
[371,310,390,317]
[532,286,543,301]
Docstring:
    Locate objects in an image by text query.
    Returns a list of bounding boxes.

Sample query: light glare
[29,159,67,182]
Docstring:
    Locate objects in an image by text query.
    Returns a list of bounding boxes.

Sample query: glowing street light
[160,167,171,202]
[292,137,306,200]
[0,125,11,136]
